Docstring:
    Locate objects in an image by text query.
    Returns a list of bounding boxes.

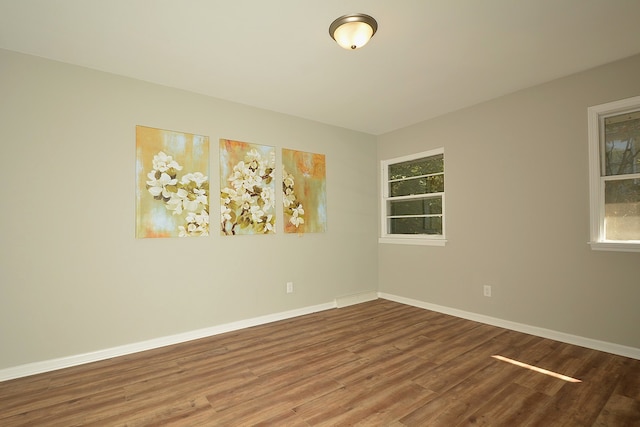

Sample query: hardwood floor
[1,299,639,426]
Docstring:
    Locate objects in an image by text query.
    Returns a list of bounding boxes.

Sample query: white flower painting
[136,126,209,238]
[220,139,276,235]
[282,149,327,233]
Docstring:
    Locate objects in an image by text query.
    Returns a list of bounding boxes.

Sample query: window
[380,148,446,245]
[588,96,640,252]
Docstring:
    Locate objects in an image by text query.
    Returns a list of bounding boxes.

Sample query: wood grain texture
[1,299,638,426]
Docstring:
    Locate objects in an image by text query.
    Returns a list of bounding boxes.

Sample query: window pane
[388,154,443,180]
[604,178,640,240]
[388,197,442,216]
[389,216,442,235]
[604,111,640,176]
[389,174,444,197]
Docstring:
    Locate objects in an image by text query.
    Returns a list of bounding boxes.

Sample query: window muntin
[588,96,640,251]
[381,149,445,245]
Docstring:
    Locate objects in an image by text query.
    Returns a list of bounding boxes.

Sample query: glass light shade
[333,21,374,50]
[329,14,378,50]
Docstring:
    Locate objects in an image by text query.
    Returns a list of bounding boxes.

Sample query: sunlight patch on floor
[492,355,582,383]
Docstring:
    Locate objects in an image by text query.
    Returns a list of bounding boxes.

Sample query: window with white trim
[380,148,446,246]
[588,96,640,252]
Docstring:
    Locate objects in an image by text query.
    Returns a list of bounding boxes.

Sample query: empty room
[1,1,639,425]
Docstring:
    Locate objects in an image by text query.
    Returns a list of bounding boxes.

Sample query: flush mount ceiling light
[329,13,378,50]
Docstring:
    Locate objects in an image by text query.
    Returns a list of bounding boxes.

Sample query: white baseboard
[4,293,638,382]
[379,292,640,360]
[335,290,379,308]
[0,301,336,382]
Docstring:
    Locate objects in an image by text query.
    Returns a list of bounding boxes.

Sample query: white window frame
[587,95,640,252]
[379,148,447,246]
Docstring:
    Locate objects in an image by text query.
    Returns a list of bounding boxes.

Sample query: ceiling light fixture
[329,13,378,50]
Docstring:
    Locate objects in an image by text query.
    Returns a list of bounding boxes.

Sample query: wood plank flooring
[1,299,639,426]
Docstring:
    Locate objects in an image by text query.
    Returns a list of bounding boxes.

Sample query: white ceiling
[2,0,640,135]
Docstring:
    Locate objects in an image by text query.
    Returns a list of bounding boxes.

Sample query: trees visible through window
[380,148,446,245]
[588,96,640,252]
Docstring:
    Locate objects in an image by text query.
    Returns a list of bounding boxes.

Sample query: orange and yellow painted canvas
[220,139,276,235]
[136,125,209,238]
[282,149,327,233]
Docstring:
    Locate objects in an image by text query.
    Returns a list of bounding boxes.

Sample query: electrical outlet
[483,285,492,297]
[286,282,294,293]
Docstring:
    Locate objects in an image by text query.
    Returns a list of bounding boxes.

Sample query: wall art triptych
[135,126,326,238]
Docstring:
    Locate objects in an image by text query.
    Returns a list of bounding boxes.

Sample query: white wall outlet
[483,285,492,297]
[286,282,294,293]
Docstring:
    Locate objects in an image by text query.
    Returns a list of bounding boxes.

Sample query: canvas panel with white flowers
[136,125,209,238]
[282,149,327,233]
[220,139,276,235]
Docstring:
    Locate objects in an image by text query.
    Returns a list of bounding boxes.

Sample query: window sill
[379,237,447,246]
[589,241,640,253]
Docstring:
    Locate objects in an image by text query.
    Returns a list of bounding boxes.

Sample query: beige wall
[378,54,640,349]
[2,47,639,372]
[0,49,378,370]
